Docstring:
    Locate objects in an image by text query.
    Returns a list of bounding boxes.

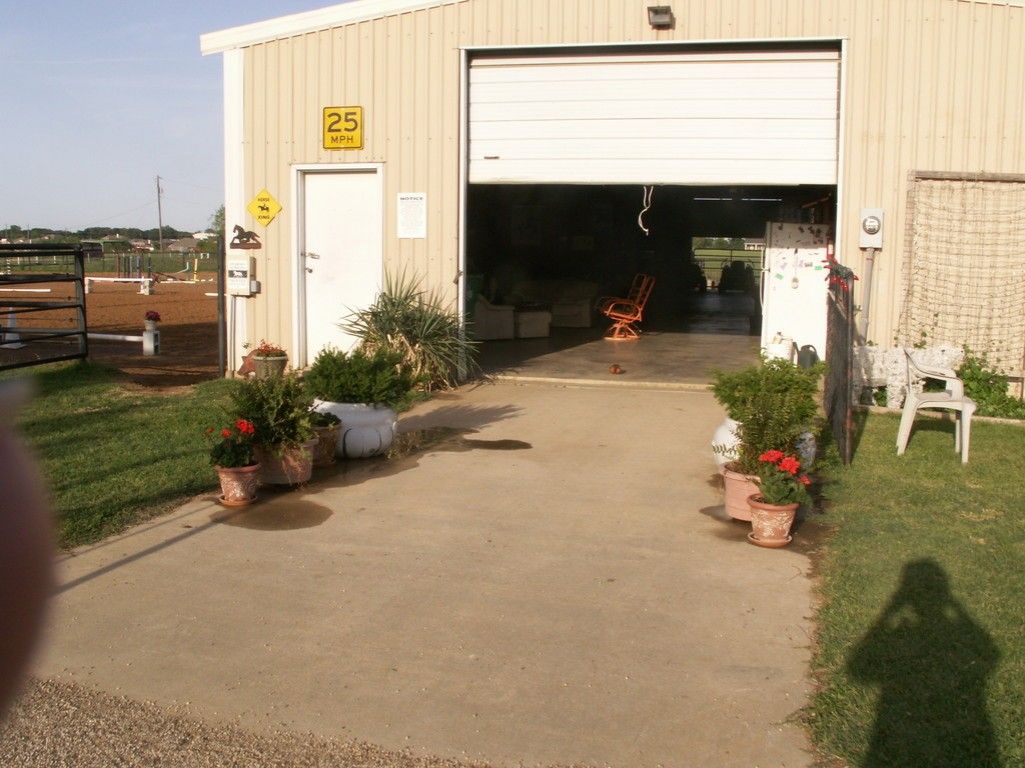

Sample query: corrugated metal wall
[238,0,1025,351]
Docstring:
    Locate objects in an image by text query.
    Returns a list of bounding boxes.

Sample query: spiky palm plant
[342,272,480,391]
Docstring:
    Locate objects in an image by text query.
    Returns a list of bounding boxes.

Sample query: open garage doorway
[464,183,835,384]
[463,45,841,384]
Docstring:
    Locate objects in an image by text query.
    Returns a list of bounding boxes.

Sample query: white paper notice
[397,192,427,239]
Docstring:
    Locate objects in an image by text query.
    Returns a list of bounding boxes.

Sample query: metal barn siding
[207,0,1025,359]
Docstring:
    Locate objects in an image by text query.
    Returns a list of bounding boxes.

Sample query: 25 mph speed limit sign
[323,106,364,150]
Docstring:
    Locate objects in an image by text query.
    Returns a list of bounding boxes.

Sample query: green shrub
[304,346,416,407]
[342,272,480,391]
[958,348,1025,419]
[712,357,823,474]
[228,374,313,450]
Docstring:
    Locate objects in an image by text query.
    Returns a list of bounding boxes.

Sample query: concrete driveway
[33,381,815,767]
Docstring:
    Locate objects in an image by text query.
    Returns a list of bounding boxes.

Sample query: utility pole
[155,175,164,279]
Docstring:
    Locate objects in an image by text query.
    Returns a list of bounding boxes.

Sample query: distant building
[167,238,200,254]
[192,231,216,241]
[130,239,154,253]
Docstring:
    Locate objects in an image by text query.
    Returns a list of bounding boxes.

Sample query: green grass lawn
[11,363,230,547]
[811,411,1025,767]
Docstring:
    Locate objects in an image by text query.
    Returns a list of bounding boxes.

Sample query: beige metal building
[201,0,1025,372]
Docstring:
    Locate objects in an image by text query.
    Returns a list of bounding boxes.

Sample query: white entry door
[300,169,382,365]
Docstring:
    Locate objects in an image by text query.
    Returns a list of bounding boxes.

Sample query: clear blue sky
[0,1,341,234]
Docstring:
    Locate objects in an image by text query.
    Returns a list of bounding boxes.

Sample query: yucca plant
[342,272,480,391]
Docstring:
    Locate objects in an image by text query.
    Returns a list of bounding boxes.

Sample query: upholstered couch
[471,295,515,340]
[506,280,598,328]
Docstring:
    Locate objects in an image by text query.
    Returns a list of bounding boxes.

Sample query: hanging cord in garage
[637,185,654,236]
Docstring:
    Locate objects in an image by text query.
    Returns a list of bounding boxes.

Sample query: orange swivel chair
[599,273,655,340]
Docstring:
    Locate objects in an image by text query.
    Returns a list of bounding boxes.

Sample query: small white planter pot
[313,400,397,459]
[711,417,741,472]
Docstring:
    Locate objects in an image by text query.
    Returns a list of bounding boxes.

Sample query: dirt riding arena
[86,279,219,387]
[0,276,219,388]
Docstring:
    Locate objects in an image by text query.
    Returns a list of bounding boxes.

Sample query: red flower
[221,428,232,438]
[798,475,811,486]
[235,419,255,435]
[759,450,784,463]
[205,427,214,435]
[779,456,801,475]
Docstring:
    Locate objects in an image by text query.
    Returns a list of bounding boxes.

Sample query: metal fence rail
[824,281,854,464]
[0,243,92,371]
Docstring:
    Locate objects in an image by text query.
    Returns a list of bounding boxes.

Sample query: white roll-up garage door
[468,49,840,185]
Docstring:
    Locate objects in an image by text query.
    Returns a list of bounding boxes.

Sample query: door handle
[304,251,320,260]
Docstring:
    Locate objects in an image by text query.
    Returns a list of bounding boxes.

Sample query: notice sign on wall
[397,192,427,239]
[323,106,364,150]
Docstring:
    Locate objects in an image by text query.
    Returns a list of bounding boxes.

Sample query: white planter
[711,417,740,472]
[713,419,815,471]
[313,400,397,458]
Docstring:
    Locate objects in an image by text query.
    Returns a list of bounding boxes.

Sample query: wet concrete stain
[388,427,531,457]
[699,503,835,560]
[211,497,334,531]
[212,427,529,530]
[462,437,531,450]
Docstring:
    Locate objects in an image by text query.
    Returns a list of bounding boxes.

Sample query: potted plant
[229,373,316,485]
[304,346,416,458]
[711,357,822,521]
[250,339,289,379]
[310,410,341,467]
[206,418,260,506]
[746,450,812,547]
[342,272,481,391]
[144,310,161,332]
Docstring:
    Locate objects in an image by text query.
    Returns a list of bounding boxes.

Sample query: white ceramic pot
[314,401,397,459]
[712,417,740,472]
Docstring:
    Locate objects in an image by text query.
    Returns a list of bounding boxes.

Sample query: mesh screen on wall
[899,178,1025,373]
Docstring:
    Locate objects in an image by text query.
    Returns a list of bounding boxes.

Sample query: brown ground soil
[87,279,219,388]
[0,276,219,388]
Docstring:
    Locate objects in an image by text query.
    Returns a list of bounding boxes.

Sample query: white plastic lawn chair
[896,349,976,464]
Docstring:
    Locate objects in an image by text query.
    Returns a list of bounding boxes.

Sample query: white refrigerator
[760,222,831,361]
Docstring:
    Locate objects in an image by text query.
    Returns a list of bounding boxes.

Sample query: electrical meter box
[859,208,884,249]
[227,257,255,296]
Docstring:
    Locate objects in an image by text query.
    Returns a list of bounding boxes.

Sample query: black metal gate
[0,243,93,371]
[824,281,854,464]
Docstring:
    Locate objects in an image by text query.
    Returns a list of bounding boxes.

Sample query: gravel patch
[0,678,523,768]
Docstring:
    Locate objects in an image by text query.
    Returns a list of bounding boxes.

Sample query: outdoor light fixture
[647,5,674,29]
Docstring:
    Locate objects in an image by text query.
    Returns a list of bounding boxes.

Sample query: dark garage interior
[464,183,835,382]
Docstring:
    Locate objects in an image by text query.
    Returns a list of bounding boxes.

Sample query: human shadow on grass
[847,558,1001,767]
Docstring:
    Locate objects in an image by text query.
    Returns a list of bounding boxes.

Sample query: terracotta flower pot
[215,463,261,506]
[722,463,760,521]
[747,494,799,547]
[312,424,341,467]
[255,439,317,485]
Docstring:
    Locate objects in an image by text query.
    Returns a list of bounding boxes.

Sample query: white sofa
[471,295,515,340]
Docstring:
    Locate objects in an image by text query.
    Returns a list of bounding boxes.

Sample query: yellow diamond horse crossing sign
[247,189,282,226]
